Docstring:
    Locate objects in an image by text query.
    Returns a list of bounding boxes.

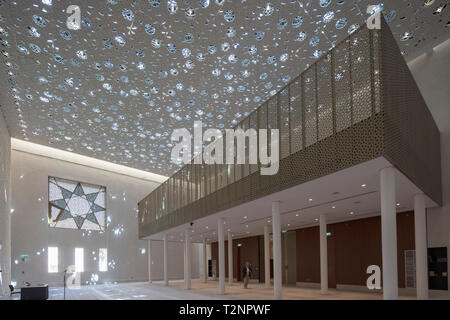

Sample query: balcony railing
[138,19,441,238]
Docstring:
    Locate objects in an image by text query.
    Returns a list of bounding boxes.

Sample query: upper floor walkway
[138,19,441,239]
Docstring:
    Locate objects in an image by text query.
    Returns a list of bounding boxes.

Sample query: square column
[202,237,208,283]
[264,225,271,287]
[218,217,225,294]
[163,233,168,286]
[228,230,233,285]
[148,240,152,284]
[414,194,428,300]
[380,167,398,300]
[185,228,192,290]
[320,214,328,295]
[272,201,282,300]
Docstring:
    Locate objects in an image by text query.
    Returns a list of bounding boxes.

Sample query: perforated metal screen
[138,20,441,239]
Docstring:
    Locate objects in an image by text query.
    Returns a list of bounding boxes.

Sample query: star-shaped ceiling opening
[0,0,448,175]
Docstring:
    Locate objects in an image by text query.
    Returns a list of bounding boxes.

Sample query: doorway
[428,247,448,290]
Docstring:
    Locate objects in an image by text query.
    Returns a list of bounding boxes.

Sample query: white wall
[409,39,450,290]
[0,114,11,295]
[9,150,202,287]
[149,240,202,281]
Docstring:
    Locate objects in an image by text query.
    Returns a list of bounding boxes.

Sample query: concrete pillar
[218,217,225,294]
[320,214,328,295]
[228,230,233,285]
[0,161,11,295]
[163,234,168,286]
[272,201,282,300]
[185,229,191,290]
[264,225,271,287]
[148,240,152,284]
[202,237,208,283]
[414,194,428,300]
[380,167,398,300]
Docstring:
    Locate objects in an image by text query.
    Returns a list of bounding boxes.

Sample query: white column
[202,237,208,283]
[185,229,191,290]
[163,234,168,286]
[414,194,428,300]
[218,217,225,294]
[228,231,233,285]
[148,240,152,284]
[320,214,328,295]
[272,201,282,300]
[264,225,271,287]
[380,167,398,300]
[0,168,11,295]
[0,203,11,295]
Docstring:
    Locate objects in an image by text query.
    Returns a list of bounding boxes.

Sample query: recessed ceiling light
[433,4,446,15]
[397,203,400,206]
[243,216,247,219]
[361,184,366,187]
[332,206,336,209]
[267,220,271,223]
[205,226,209,229]
[315,218,319,221]
[295,213,299,217]
[350,211,354,215]
[308,198,313,202]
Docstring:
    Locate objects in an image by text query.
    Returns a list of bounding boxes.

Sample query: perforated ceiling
[0,0,447,175]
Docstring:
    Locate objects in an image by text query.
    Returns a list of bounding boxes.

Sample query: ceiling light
[295,213,299,217]
[243,216,247,219]
[350,211,354,215]
[423,0,435,7]
[397,203,400,206]
[308,198,313,202]
[433,4,446,14]
[332,206,336,209]
[361,184,366,187]
[314,218,319,222]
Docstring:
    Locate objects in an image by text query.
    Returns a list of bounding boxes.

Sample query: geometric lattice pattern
[48,177,106,232]
[0,1,447,176]
[138,18,441,238]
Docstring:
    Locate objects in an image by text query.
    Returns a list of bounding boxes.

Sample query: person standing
[242,261,252,289]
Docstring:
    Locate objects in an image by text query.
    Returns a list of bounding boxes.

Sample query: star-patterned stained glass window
[48,177,106,232]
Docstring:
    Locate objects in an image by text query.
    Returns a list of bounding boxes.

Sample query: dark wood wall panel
[296,227,320,283]
[211,236,261,281]
[213,212,415,287]
[296,212,414,287]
